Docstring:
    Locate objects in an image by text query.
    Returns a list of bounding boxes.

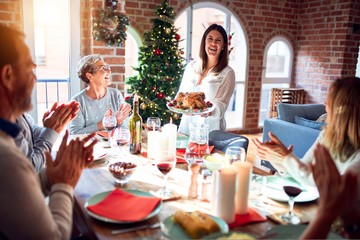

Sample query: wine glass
[155,150,176,197]
[111,127,130,157]
[281,185,302,224]
[225,146,246,164]
[102,115,117,147]
[146,117,161,132]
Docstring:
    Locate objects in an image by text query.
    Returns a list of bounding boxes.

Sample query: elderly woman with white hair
[69,54,131,134]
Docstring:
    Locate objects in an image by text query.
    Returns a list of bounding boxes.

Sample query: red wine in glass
[157,163,173,175]
[283,186,302,197]
[116,139,128,146]
[104,126,116,132]
[281,185,302,224]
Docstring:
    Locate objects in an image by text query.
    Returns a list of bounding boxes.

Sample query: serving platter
[166,102,215,116]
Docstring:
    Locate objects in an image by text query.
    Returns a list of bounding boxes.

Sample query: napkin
[87,189,161,222]
[228,208,266,228]
[176,146,215,163]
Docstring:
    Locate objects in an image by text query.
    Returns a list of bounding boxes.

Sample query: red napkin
[228,208,266,228]
[97,131,108,138]
[87,189,161,222]
[176,146,215,163]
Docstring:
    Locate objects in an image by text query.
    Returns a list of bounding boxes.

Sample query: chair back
[208,130,249,153]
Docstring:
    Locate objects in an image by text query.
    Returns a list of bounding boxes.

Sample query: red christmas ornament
[175,34,181,41]
[124,96,131,101]
[157,92,165,99]
[154,48,161,55]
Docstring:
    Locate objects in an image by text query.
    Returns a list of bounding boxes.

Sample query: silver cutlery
[111,222,161,235]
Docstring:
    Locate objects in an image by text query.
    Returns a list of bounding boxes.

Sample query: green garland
[92,7,130,47]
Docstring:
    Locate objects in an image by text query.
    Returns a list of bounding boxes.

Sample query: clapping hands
[45,131,97,188]
[115,103,131,125]
[43,101,80,133]
[252,132,294,164]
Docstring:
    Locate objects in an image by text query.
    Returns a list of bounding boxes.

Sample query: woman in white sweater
[253,76,360,202]
[177,24,235,135]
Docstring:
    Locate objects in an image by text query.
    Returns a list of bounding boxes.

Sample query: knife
[111,222,161,235]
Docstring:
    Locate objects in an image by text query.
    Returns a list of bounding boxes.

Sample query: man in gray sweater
[15,100,79,172]
[0,24,97,239]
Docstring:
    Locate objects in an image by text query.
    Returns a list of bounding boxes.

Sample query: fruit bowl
[108,162,137,184]
[203,153,227,171]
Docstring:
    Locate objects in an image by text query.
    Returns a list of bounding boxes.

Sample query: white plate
[265,224,343,239]
[166,102,216,115]
[84,189,163,224]
[264,176,319,202]
[161,213,229,239]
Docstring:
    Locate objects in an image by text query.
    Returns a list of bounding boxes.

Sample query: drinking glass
[102,115,117,146]
[155,151,176,197]
[146,117,161,132]
[111,127,130,157]
[225,146,246,164]
[251,174,268,206]
[281,185,302,224]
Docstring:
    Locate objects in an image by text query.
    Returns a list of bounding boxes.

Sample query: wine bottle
[129,94,142,154]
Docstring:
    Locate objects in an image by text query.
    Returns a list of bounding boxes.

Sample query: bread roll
[173,210,220,239]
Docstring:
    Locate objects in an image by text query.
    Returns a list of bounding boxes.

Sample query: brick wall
[0,0,22,30]
[1,0,359,133]
[295,0,360,104]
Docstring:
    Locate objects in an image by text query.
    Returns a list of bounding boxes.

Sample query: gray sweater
[15,114,58,172]
[69,87,128,134]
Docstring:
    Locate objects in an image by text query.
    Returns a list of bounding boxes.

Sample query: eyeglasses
[95,65,111,73]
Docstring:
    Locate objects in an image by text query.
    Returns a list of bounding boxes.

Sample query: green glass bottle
[129,94,142,154]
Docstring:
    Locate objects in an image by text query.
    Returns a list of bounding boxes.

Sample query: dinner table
[70,132,319,240]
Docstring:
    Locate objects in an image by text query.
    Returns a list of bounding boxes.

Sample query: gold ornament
[140,103,147,110]
[165,28,171,34]
[173,113,180,120]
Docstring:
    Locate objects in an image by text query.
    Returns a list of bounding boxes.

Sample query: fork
[111,222,161,235]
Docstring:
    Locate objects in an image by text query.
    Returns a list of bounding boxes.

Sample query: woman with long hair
[253,77,360,187]
[177,24,235,135]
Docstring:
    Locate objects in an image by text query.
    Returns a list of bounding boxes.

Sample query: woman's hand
[252,132,293,163]
[115,103,131,125]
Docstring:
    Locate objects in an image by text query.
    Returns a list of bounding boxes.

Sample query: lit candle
[233,161,252,214]
[212,167,237,223]
[162,118,177,155]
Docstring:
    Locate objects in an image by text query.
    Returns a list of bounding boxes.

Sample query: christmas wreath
[92,7,130,46]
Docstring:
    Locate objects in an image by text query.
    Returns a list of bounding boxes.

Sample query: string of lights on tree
[126,0,185,124]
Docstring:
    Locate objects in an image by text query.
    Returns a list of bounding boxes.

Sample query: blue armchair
[261,103,326,171]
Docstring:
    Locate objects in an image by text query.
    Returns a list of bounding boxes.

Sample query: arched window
[125,27,142,96]
[174,2,248,129]
[259,37,293,125]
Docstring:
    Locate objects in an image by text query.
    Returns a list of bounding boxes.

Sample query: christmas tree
[126,0,184,125]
